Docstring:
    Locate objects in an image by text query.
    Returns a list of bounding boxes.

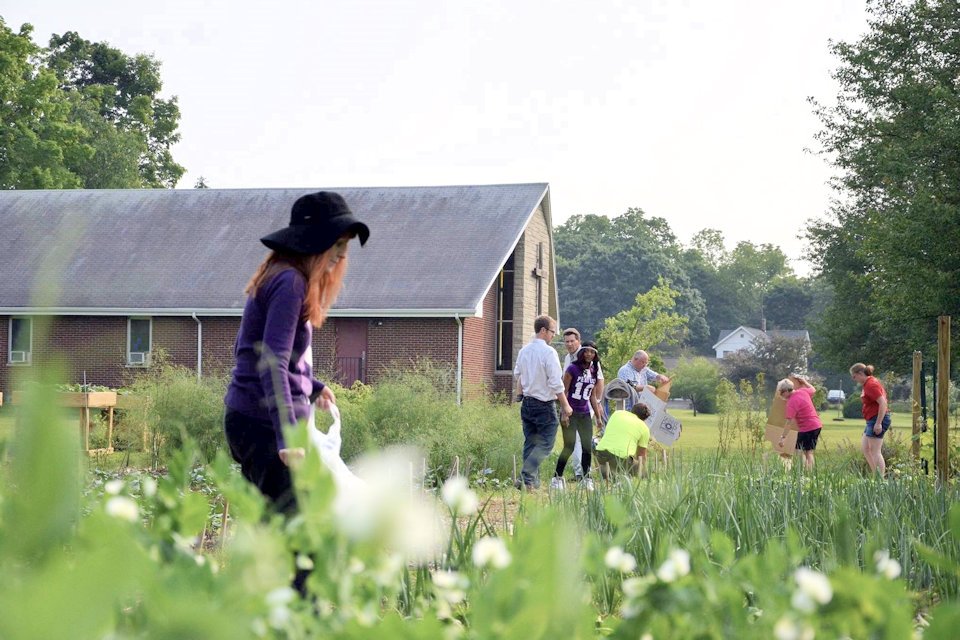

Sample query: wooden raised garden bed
[10,390,118,455]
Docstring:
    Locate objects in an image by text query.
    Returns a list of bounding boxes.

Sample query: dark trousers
[224,409,309,595]
[520,397,559,487]
[556,413,593,478]
[224,409,298,515]
[594,448,637,479]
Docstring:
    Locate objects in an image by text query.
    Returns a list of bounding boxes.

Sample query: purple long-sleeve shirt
[224,268,325,450]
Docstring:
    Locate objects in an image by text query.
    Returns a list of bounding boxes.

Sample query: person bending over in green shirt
[594,404,650,479]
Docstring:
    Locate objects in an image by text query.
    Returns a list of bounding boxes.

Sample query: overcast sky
[4,1,871,275]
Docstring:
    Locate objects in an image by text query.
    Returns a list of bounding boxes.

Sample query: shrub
[320,363,522,482]
[842,394,863,419]
[124,361,228,466]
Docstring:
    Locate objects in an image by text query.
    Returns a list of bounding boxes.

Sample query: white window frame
[8,316,32,365]
[127,317,152,367]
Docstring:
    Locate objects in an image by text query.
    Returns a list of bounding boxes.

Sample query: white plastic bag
[307,404,364,493]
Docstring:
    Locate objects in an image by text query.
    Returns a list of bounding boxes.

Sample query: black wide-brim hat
[261,191,370,255]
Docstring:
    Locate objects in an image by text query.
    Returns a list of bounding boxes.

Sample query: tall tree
[595,279,687,372]
[764,277,813,330]
[0,20,89,189]
[555,209,708,346]
[808,0,960,371]
[681,230,795,352]
[44,31,185,188]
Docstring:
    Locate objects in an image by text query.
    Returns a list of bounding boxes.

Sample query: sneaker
[582,477,595,491]
[549,476,565,490]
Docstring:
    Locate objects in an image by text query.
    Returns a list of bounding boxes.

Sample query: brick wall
[462,285,497,398]
[0,315,243,394]
[1,277,543,402]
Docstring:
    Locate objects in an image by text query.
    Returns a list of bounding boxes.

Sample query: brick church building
[0,184,559,402]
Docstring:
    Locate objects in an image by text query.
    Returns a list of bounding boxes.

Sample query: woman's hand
[873,422,883,435]
[279,447,305,466]
[315,385,337,410]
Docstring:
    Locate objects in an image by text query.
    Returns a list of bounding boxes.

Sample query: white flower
[104,479,124,495]
[333,448,448,561]
[604,546,637,573]
[774,616,800,640]
[621,576,650,599]
[349,557,366,574]
[264,587,295,629]
[472,536,512,569]
[295,554,314,571]
[792,567,832,611]
[432,570,469,604]
[105,496,139,522]
[268,605,291,629]
[790,590,816,613]
[774,616,815,640]
[656,549,691,583]
[140,476,157,497]
[251,617,268,637]
[265,586,297,607]
[372,553,405,587]
[874,550,902,580]
[441,476,479,516]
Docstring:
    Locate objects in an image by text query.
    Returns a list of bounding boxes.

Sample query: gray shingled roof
[0,184,550,316]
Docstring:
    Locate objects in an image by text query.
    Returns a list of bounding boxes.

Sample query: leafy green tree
[808,0,960,371]
[555,209,708,347]
[670,356,721,415]
[764,277,813,330]
[681,231,796,352]
[595,280,687,374]
[0,20,89,189]
[44,31,185,188]
[722,335,810,392]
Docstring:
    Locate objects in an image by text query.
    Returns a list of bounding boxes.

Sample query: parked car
[827,389,846,403]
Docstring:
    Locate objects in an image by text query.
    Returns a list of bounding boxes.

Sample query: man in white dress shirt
[514,315,573,489]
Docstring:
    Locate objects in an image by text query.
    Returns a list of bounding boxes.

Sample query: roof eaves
[476,184,550,316]
[0,306,480,318]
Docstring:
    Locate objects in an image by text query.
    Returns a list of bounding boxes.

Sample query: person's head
[562,328,581,354]
[533,315,557,341]
[247,192,370,326]
[849,362,875,384]
[777,378,795,398]
[630,403,651,421]
[630,350,650,369]
[575,341,600,368]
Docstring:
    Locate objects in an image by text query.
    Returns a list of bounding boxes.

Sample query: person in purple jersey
[552,341,603,489]
[224,191,369,514]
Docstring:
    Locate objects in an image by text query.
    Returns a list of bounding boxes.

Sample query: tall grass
[548,452,960,600]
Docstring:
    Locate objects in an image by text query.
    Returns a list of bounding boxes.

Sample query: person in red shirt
[778,376,822,471]
[850,362,890,475]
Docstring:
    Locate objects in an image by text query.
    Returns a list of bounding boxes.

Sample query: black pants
[224,409,310,595]
[224,409,298,515]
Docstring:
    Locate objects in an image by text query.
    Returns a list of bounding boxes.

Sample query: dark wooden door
[335,319,368,385]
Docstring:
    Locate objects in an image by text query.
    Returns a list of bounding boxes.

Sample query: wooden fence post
[937,316,950,485]
[912,351,922,460]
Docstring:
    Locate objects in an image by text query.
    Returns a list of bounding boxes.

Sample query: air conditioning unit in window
[9,351,28,364]
[129,352,150,366]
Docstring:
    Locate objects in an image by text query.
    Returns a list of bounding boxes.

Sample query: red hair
[245,245,348,327]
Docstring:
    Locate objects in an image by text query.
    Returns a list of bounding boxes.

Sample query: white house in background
[712,325,811,359]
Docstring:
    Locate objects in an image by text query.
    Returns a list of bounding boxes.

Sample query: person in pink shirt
[778,376,822,471]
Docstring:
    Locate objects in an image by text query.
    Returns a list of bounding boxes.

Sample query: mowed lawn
[666,408,912,451]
